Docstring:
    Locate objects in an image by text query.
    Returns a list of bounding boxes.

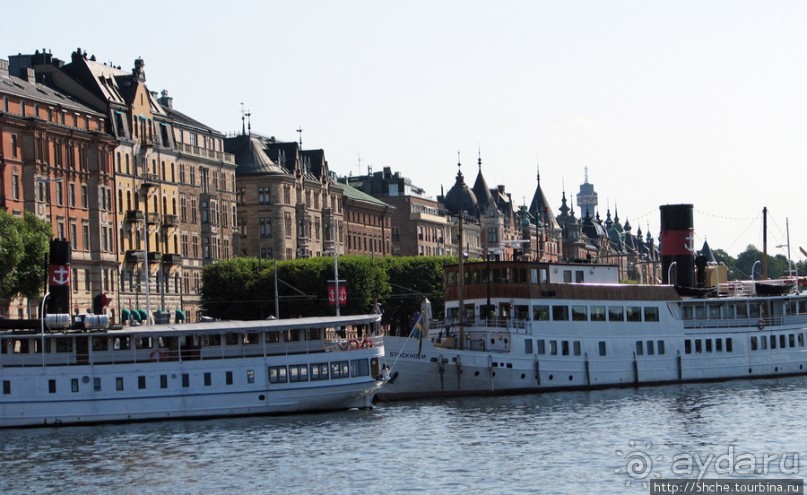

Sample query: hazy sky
[5,1,807,267]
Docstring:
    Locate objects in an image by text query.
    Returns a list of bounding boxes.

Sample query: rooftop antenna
[357,153,362,176]
[240,103,245,136]
[297,126,303,147]
[246,110,252,136]
[584,165,589,183]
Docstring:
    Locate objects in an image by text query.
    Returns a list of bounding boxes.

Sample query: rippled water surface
[2,378,806,494]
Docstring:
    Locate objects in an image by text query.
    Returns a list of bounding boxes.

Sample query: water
[2,378,805,494]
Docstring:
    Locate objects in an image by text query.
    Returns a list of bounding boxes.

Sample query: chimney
[157,89,173,109]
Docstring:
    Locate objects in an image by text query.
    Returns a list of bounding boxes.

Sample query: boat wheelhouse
[0,313,385,427]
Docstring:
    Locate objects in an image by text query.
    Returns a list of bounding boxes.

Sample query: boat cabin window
[515,305,529,320]
[92,337,108,352]
[591,306,606,321]
[644,307,659,322]
[598,341,607,356]
[113,337,130,351]
[705,340,712,352]
[800,301,807,314]
[780,335,786,348]
[525,339,533,354]
[226,371,234,385]
[726,338,733,352]
[135,337,152,350]
[576,271,584,283]
[561,341,570,356]
[204,373,212,386]
[531,267,549,284]
[49,379,56,393]
[2,380,9,395]
[636,341,643,356]
[204,335,222,346]
[116,377,124,391]
[533,305,549,321]
[537,339,546,354]
[716,339,723,352]
[735,304,748,319]
[549,340,558,355]
[751,336,758,351]
[246,370,255,384]
[749,304,761,319]
[265,332,280,344]
[647,341,654,355]
[626,307,642,322]
[225,333,239,345]
[310,363,329,380]
[244,333,260,345]
[573,341,581,356]
[609,306,624,322]
[658,341,665,355]
[770,335,777,349]
[351,359,370,377]
[330,361,349,378]
[572,306,587,321]
[55,338,73,353]
[289,364,309,382]
[760,336,768,350]
[94,377,101,392]
[269,366,288,383]
[708,304,722,319]
[799,334,805,347]
[308,328,322,340]
[685,340,692,354]
[160,375,168,388]
[552,306,569,321]
[563,270,572,283]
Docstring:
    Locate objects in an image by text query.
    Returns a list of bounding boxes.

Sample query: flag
[410,311,427,355]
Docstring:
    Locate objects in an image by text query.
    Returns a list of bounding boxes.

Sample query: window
[330,361,350,378]
[204,373,212,386]
[726,338,733,352]
[49,379,57,393]
[644,307,659,322]
[561,341,570,356]
[549,340,558,356]
[71,378,79,393]
[657,341,665,355]
[160,375,168,388]
[226,371,233,385]
[572,306,587,321]
[636,341,644,356]
[695,340,702,353]
[751,336,758,351]
[350,359,370,377]
[246,370,255,384]
[94,377,101,392]
[552,306,569,321]
[609,306,624,321]
[705,339,713,352]
[310,363,329,381]
[647,341,654,355]
[258,187,270,204]
[590,306,606,321]
[685,340,692,354]
[2,380,9,395]
[598,341,607,356]
[289,364,309,382]
[269,366,287,383]
[138,376,146,389]
[573,341,581,356]
[716,339,723,352]
[116,377,124,391]
[182,374,190,388]
[626,306,642,322]
[537,339,546,355]
[524,339,533,354]
[533,305,549,321]
[260,217,272,238]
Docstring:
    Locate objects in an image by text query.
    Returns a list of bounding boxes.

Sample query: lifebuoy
[150,349,165,362]
[758,319,765,330]
[361,339,373,349]
[348,339,361,349]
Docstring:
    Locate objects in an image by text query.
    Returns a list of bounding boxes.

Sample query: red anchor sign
[327,284,347,306]
[49,264,71,287]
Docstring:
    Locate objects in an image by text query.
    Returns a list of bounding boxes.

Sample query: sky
[4,1,807,264]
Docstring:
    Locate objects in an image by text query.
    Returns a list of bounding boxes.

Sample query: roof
[0,65,104,117]
[341,182,393,209]
[225,135,288,176]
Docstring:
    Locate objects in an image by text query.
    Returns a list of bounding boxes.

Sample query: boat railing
[683,313,807,330]
[429,317,529,334]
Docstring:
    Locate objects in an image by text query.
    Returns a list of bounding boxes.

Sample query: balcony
[162,214,179,228]
[147,251,162,263]
[177,142,235,164]
[125,250,144,263]
[126,210,144,223]
[162,253,182,265]
[146,212,161,225]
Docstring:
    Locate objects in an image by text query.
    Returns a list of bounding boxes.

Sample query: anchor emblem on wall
[49,265,71,286]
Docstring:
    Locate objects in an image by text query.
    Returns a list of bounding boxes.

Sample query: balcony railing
[162,214,179,228]
[177,142,235,164]
[147,251,162,263]
[145,212,160,225]
[125,250,144,263]
[126,210,144,223]
[162,253,182,265]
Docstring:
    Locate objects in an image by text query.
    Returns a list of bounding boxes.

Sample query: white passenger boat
[378,260,807,401]
[0,313,385,427]
[378,204,806,401]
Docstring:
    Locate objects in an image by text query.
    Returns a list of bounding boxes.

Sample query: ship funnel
[660,204,695,289]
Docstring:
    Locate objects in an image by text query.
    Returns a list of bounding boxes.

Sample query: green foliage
[0,210,24,299]
[16,213,52,299]
[0,210,51,300]
[200,255,449,326]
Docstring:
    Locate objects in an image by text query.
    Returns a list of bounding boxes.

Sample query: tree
[0,210,24,300]
[16,213,52,303]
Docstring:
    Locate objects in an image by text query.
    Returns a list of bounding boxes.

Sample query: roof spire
[297,126,303,147]
[477,146,482,171]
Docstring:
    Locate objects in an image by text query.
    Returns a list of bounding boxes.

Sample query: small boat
[754,279,797,296]
[0,313,385,427]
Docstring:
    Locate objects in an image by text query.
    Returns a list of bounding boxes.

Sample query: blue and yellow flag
[410,312,427,355]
